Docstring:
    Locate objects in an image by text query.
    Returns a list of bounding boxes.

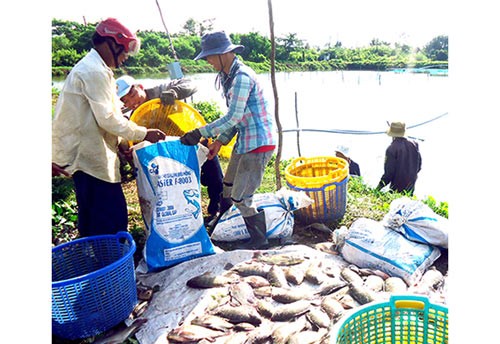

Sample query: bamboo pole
[155,0,178,61]
[267,0,283,190]
[294,92,301,156]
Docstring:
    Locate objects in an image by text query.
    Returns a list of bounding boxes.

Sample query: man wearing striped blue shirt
[181,31,276,249]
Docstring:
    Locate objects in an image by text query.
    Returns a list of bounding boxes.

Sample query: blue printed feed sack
[132,138,215,272]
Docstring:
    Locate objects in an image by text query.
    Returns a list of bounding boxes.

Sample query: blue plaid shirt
[199,58,275,154]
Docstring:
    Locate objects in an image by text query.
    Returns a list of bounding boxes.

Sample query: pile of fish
[164,248,447,343]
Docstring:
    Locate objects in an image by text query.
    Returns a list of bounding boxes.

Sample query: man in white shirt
[52,18,166,237]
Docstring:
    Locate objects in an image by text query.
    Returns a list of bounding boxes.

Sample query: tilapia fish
[254,252,305,266]
[186,272,236,289]
[271,287,311,304]
[305,260,327,285]
[167,324,226,342]
[384,277,408,293]
[271,300,311,321]
[340,267,364,285]
[242,275,271,288]
[214,304,262,325]
[229,281,256,306]
[287,328,328,344]
[306,307,331,329]
[349,282,378,305]
[363,275,385,292]
[233,261,271,277]
[190,314,234,332]
[267,265,289,288]
[283,264,307,285]
[94,318,147,344]
[315,277,348,296]
[272,315,308,344]
[321,294,345,321]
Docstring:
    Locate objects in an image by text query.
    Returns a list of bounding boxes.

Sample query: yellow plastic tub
[129,99,234,158]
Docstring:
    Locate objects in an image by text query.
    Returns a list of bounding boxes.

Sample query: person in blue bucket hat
[180,31,276,249]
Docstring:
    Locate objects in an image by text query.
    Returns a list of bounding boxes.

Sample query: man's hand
[144,129,166,143]
[207,140,222,160]
[180,129,202,146]
[52,163,70,177]
[160,89,176,106]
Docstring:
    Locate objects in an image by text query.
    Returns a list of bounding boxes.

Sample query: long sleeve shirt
[145,78,198,100]
[52,49,147,183]
[378,137,422,193]
[198,58,275,153]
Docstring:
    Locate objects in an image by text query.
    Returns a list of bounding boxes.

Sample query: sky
[50,0,449,48]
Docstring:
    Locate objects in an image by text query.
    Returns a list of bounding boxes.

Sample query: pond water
[53,70,450,202]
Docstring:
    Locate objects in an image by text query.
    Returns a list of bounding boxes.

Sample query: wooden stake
[268,0,283,190]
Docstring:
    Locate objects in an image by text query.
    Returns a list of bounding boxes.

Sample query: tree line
[52,18,448,77]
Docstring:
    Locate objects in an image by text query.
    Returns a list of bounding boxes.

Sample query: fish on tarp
[190,314,234,332]
[305,260,327,285]
[254,252,305,266]
[271,287,311,304]
[349,282,379,305]
[384,277,408,293]
[186,272,237,289]
[363,274,385,292]
[213,304,262,325]
[244,319,274,344]
[306,307,331,329]
[256,298,275,318]
[314,277,348,296]
[229,281,257,306]
[283,263,308,285]
[340,267,364,285]
[410,266,444,295]
[267,265,289,288]
[166,324,226,343]
[271,300,311,321]
[321,294,345,321]
[254,286,273,298]
[232,261,271,277]
[271,315,308,344]
[287,328,329,344]
[242,275,271,288]
[93,318,147,344]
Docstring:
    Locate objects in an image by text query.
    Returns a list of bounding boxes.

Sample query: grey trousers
[222,150,273,217]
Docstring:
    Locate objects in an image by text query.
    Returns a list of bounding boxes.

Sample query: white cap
[116,75,136,98]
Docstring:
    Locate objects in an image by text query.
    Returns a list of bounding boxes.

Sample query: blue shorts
[72,171,128,237]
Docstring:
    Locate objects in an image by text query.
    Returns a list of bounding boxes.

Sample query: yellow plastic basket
[129,99,234,158]
[285,156,348,223]
[331,295,448,344]
[285,156,348,189]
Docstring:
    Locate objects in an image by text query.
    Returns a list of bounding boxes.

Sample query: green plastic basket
[331,295,448,344]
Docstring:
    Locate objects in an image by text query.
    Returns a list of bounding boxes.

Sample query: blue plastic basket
[52,232,137,340]
[287,176,348,223]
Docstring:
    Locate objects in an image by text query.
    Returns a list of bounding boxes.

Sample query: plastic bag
[339,218,441,285]
[132,138,215,272]
[382,197,448,249]
[210,188,313,242]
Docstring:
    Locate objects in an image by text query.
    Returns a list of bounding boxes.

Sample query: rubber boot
[239,210,269,250]
[206,196,233,233]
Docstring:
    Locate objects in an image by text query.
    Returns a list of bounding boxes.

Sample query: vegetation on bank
[52,18,448,77]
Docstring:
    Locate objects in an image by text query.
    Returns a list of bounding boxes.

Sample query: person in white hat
[180,31,276,249]
[335,145,361,176]
[376,121,422,195]
[116,75,197,116]
[52,18,166,238]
